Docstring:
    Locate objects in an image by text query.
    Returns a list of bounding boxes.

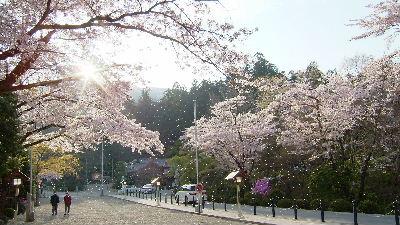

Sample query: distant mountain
[132,87,168,101]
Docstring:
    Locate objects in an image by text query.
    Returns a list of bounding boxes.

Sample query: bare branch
[27,0,53,36]
[23,124,66,140]
[5,76,77,93]
[23,134,63,149]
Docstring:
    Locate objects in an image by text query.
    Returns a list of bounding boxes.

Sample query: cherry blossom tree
[182,96,275,178]
[0,0,251,155]
[352,0,400,200]
[17,75,164,154]
[352,0,400,42]
[270,75,359,160]
[0,0,251,94]
[267,54,400,203]
[350,55,400,201]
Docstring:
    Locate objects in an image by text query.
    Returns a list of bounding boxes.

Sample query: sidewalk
[109,193,352,225]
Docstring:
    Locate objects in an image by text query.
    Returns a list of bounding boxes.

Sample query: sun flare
[78,63,98,81]
[76,63,106,91]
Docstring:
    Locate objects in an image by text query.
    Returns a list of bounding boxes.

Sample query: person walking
[64,192,72,215]
[50,191,60,215]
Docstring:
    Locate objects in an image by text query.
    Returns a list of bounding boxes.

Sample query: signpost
[196,183,203,192]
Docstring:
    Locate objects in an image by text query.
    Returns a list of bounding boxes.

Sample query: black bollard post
[272,198,276,217]
[202,196,205,209]
[192,196,195,207]
[185,195,188,206]
[159,193,161,202]
[170,194,173,204]
[126,189,128,196]
[165,194,167,203]
[352,200,358,225]
[253,197,257,215]
[177,195,180,205]
[319,199,325,222]
[395,199,399,225]
[294,202,298,220]
[212,196,215,210]
[139,191,141,198]
[224,197,227,211]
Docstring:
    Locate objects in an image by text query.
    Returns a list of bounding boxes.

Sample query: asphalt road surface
[11,191,256,225]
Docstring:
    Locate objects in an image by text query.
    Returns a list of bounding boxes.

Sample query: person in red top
[63,192,72,215]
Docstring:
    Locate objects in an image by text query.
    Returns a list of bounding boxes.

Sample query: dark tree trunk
[357,152,372,204]
[395,152,400,199]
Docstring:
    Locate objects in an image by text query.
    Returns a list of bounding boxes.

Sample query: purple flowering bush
[252,178,272,197]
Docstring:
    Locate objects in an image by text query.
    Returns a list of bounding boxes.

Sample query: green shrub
[4,208,15,219]
[242,192,253,205]
[329,199,352,212]
[359,200,381,214]
[268,190,284,200]
[382,202,396,215]
[0,218,6,225]
[277,198,292,208]
[294,199,310,209]
[310,199,322,210]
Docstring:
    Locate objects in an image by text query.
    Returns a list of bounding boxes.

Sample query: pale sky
[120,0,395,88]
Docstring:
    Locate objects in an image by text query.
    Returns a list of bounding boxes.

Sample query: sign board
[13,178,22,185]
[225,171,240,180]
[196,183,204,192]
[151,177,160,185]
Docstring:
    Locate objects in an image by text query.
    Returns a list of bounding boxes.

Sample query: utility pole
[111,158,114,183]
[85,157,88,186]
[194,100,202,213]
[194,100,199,185]
[25,147,34,221]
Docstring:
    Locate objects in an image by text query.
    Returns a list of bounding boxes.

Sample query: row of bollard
[250,198,400,225]
[126,190,400,225]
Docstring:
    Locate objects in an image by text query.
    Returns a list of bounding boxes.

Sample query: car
[140,184,155,194]
[118,185,132,194]
[127,185,138,193]
[174,184,207,203]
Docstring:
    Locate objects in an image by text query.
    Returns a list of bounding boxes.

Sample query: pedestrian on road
[50,191,60,215]
[64,192,72,215]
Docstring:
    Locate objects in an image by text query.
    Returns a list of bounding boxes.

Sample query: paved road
[10,191,256,225]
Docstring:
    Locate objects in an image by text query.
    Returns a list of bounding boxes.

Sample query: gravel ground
[10,191,256,225]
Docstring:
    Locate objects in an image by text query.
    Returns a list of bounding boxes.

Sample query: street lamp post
[100,140,104,196]
[235,176,244,219]
[225,171,244,219]
[13,178,22,218]
[156,181,161,206]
